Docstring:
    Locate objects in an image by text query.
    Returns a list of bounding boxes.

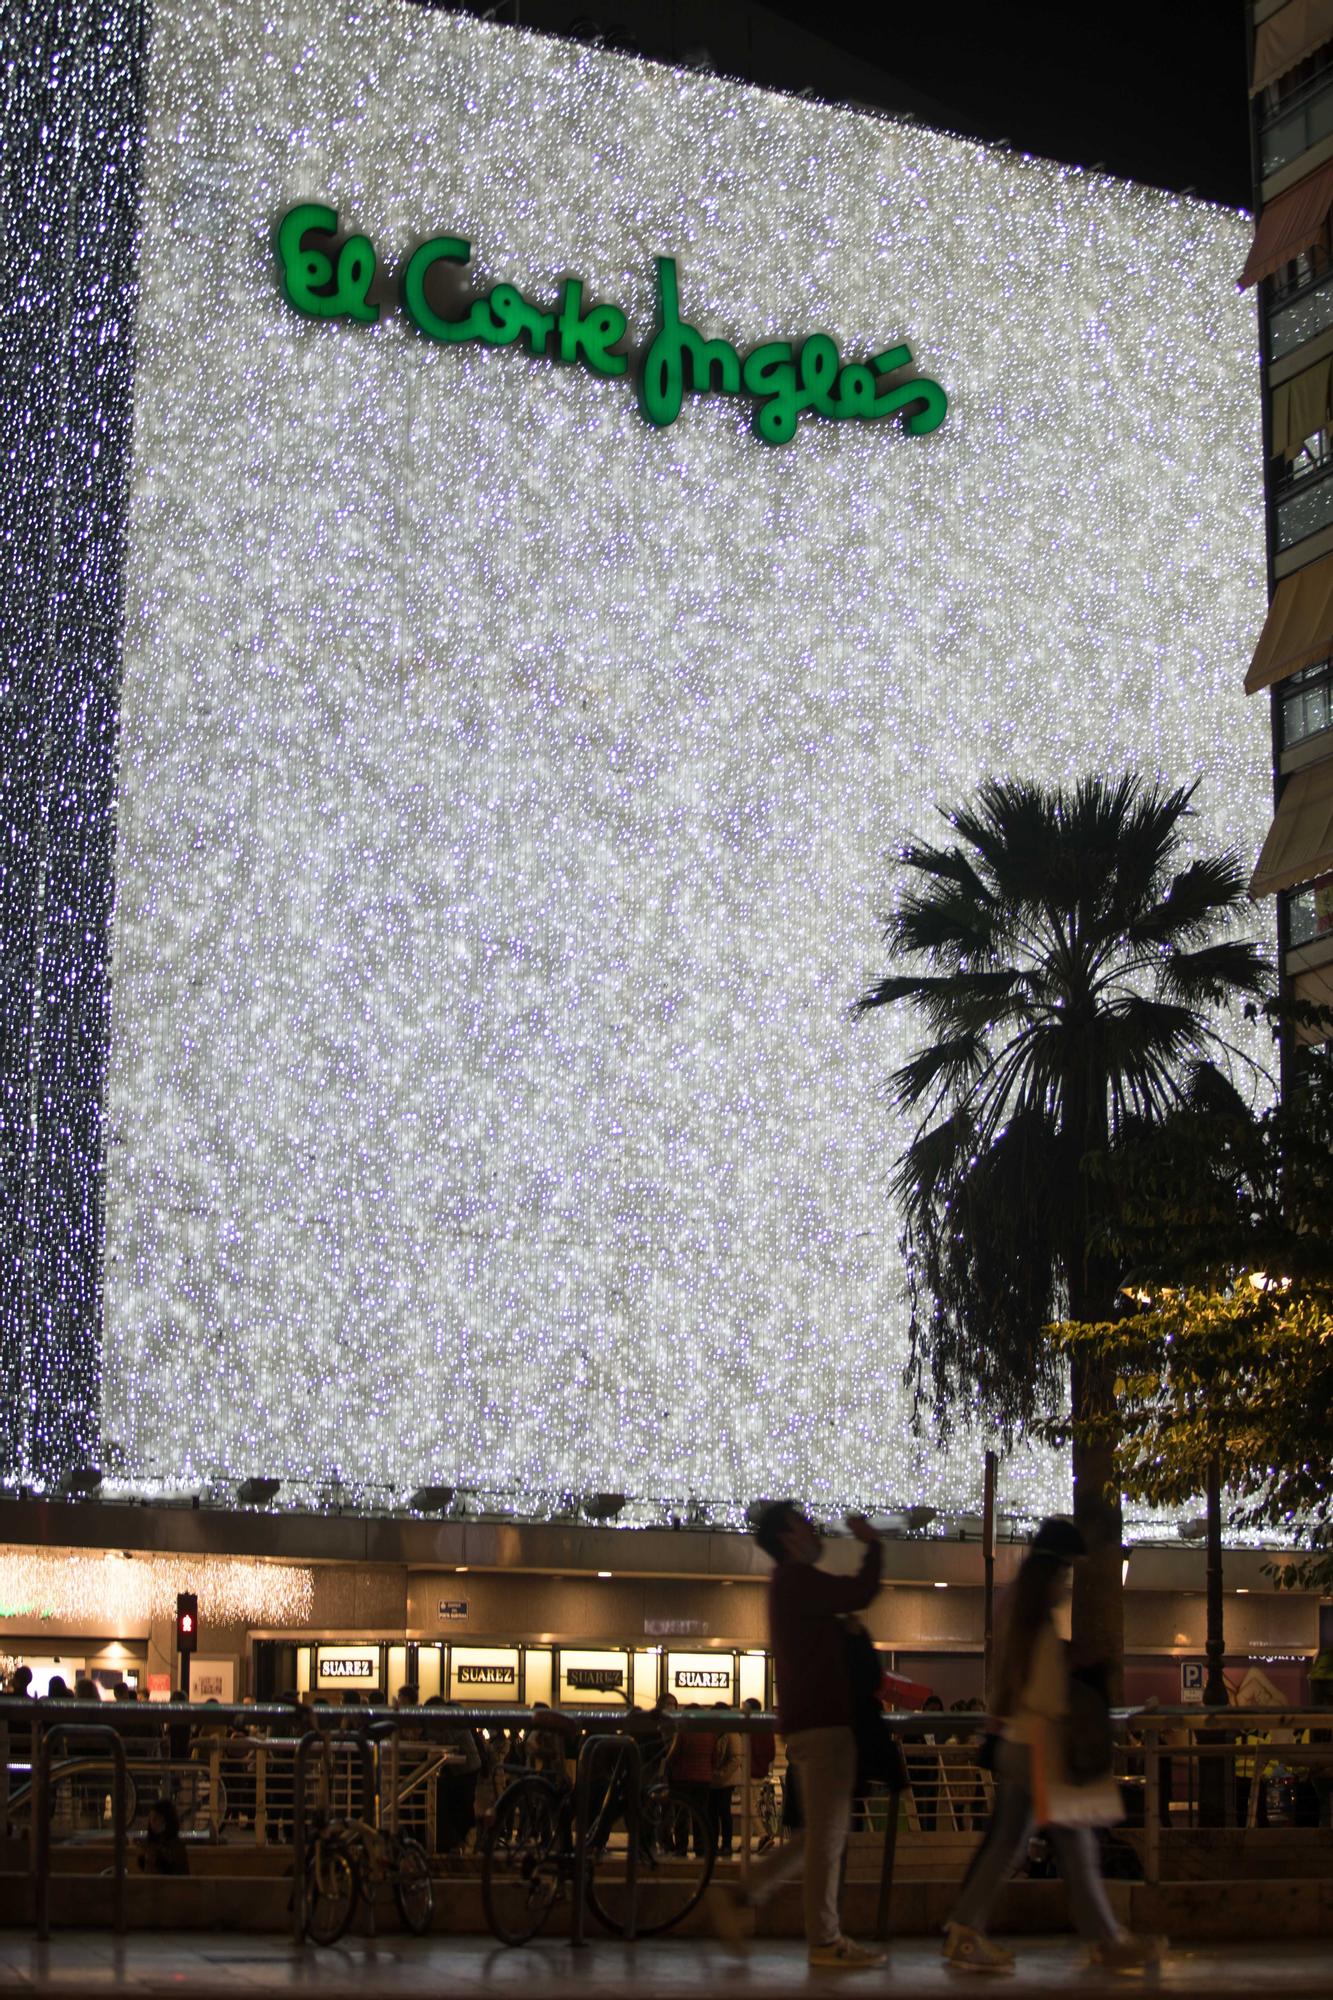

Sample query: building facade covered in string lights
[1,0,1309,1699]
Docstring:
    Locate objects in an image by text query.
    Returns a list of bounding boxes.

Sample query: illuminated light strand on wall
[0,0,147,1484]
[0,1550,314,1628]
[12,4,1270,1525]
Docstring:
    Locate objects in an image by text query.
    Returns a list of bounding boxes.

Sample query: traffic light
[175,1591,199,1654]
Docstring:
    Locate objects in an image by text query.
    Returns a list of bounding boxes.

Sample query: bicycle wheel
[481,1775,564,1946]
[586,1788,714,1938]
[392,1835,434,1935]
[305,1839,358,1945]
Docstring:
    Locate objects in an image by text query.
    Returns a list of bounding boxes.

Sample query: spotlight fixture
[236,1477,281,1505]
[583,1492,626,1520]
[408,1485,455,1513]
[59,1467,103,1499]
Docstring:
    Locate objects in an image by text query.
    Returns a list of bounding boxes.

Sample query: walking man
[722,1502,885,1968]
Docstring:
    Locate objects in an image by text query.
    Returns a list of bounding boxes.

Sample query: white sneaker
[942,1922,1016,1974]
[807,1937,886,1969]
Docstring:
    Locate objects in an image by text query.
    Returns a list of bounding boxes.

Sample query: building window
[1274,429,1333,548]
[1268,245,1333,362]
[1286,875,1333,948]
[1280,657,1333,748]
[1259,51,1333,179]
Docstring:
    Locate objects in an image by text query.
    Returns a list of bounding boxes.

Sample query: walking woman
[943,1518,1164,1975]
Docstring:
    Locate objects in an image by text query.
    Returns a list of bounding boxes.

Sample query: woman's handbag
[1064,1667,1114,1783]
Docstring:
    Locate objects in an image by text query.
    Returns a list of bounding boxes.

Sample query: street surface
[3,1932,1333,1996]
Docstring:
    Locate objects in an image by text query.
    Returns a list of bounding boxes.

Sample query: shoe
[712,1885,751,1952]
[807,1937,886,1969]
[1087,1932,1167,1972]
[942,1922,1016,1974]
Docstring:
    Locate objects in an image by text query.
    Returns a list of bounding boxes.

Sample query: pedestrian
[668,1707,718,1856]
[942,1517,1166,1974]
[422,1698,481,1853]
[137,1796,190,1875]
[711,1702,742,1855]
[742,1696,777,1851]
[717,1503,886,1969]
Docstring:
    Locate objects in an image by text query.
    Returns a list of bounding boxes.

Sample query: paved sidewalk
[3,1932,1333,1996]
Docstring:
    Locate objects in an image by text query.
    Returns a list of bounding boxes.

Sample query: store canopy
[1250,758,1333,897]
[1246,548,1333,691]
[1271,355,1333,458]
[1239,156,1333,287]
[1252,0,1333,96]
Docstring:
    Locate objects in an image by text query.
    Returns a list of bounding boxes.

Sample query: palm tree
[853,775,1269,1686]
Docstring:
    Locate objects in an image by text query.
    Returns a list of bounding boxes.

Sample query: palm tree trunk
[1069,1344,1125,1703]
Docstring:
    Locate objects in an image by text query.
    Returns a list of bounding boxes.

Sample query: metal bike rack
[33,1722,130,1941]
[293,1719,394,1944]
[571,1732,642,1947]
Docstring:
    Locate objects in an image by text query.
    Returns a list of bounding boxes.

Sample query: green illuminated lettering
[556,279,627,377]
[870,347,949,433]
[402,236,479,343]
[277,204,949,447]
[482,283,555,351]
[640,257,741,426]
[275,204,378,322]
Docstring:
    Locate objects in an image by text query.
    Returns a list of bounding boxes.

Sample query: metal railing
[10,1696,1333,1939]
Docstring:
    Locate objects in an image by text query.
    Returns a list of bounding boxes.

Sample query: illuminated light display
[0,1551,313,1628]
[10,3,1268,1526]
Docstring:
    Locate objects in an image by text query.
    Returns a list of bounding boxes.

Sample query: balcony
[1274,453,1333,550]
[1260,65,1333,181]
[1269,266,1333,362]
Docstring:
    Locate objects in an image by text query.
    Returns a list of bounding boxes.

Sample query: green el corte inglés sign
[274,203,947,448]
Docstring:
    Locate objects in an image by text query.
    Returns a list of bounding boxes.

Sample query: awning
[1252,0,1333,96]
[1250,758,1333,896]
[1245,547,1333,691]
[1272,355,1333,458]
[1239,156,1333,287]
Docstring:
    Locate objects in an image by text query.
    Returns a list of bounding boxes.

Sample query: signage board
[438,1599,469,1621]
[189,1657,236,1703]
[275,207,948,450]
[316,1645,380,1690]
[668,1651,736,1702]
[450,1647,521,1699]
[558,1650,630,1703]
[1180,1660,1206,1705]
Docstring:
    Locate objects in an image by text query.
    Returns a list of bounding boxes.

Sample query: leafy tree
[853,775,1268,1685]
[1055,1034,1333,1591]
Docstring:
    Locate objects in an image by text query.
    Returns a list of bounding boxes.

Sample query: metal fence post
[33,1716,50,1942]
[739,1734,752,1893]
[1144,1718,1161,1887]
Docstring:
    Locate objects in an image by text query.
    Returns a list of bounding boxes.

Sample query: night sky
[769,0,1254,209]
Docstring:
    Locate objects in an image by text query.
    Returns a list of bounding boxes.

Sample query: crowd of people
[0,1513,1197,1970]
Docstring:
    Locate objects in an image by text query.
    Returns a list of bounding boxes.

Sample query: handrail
[34,1724,128,1940]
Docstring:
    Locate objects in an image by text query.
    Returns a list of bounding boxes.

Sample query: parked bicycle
[304,1806,432,1944]
[480,1737,714,1945]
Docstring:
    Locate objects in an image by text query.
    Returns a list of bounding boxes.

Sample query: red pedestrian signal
[176,1591,199,1653]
